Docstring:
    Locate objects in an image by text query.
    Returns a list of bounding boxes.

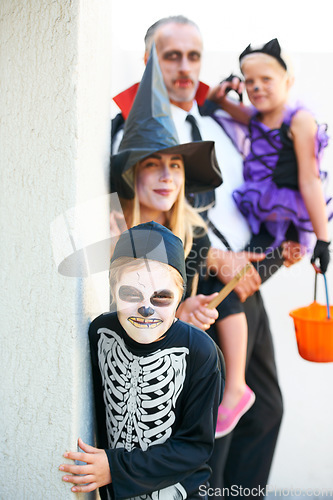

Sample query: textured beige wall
[0,1,112,498]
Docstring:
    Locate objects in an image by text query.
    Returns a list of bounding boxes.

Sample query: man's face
[153,23,203,109]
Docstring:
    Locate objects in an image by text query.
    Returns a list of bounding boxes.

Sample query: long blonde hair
[120,163,207,258]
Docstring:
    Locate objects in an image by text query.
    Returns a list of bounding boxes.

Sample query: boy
[60,221,224,499]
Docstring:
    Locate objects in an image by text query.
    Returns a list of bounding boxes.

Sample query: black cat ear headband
[239,38,287,71]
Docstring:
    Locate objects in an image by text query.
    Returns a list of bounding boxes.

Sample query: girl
[235,39,331,260]
[209,38,332,437]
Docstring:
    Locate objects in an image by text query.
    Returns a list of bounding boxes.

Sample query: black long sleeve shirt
[89,313,224,500]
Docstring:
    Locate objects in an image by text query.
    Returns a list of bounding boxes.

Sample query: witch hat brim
[111,43,222,200]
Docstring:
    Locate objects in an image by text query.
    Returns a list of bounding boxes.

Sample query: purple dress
[232,106,332,251]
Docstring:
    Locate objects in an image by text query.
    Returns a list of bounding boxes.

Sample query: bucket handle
[313,267,331,319]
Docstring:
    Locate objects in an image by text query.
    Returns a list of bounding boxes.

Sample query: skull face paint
[115,260,182,343]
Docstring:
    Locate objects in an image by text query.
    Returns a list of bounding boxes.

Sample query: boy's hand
[176,294,219,331]
[60,438,111,493]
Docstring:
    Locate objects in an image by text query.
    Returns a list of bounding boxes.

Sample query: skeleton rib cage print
[98,329,189,452]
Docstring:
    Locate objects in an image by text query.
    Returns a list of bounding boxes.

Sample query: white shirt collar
[170,101,201,121]
[170,101,202,144]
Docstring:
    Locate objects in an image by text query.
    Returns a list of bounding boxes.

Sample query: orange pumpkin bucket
[289,272,333,363]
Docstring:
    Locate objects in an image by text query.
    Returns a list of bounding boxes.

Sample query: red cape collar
[113,81,210,119]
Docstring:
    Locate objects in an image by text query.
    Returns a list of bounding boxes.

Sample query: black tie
[186,114,202,141]
[185,115,215,214]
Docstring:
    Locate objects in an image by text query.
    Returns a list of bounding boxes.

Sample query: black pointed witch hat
[111,43,222,199]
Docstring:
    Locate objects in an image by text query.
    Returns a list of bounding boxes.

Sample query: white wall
[0,1,112,498]
[109,2,333,491]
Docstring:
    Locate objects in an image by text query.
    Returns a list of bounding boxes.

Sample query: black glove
[310,239,331,273]
[220,73,243,103]
[222,73,242,84]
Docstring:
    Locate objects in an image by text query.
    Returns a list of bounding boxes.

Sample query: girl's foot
[215,385,256,439]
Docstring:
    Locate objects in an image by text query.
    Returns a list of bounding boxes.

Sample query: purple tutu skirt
[233,179,325,250]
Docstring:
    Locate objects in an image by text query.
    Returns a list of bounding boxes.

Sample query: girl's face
[115,260,182,343]
[241,54,292,115]
[136,153,185,221]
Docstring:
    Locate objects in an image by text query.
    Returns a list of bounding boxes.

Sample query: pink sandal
[215,385,256,439]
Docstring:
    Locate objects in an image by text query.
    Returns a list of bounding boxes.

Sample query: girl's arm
[291,110,330,271]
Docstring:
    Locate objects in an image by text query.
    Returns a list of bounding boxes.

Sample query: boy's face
[115,260,181,343]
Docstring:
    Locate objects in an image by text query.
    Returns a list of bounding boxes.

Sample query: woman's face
[136,153,185,218]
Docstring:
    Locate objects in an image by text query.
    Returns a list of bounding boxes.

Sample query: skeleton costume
[90,222,224,499]
[89,311,223,500]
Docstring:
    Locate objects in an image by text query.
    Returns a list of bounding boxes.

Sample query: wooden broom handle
[207,262,253,309]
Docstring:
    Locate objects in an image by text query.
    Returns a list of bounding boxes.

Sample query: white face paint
[154,23,202,109]
[115,260,182,343]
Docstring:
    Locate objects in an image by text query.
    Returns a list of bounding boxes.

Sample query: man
[111,16,300,497]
